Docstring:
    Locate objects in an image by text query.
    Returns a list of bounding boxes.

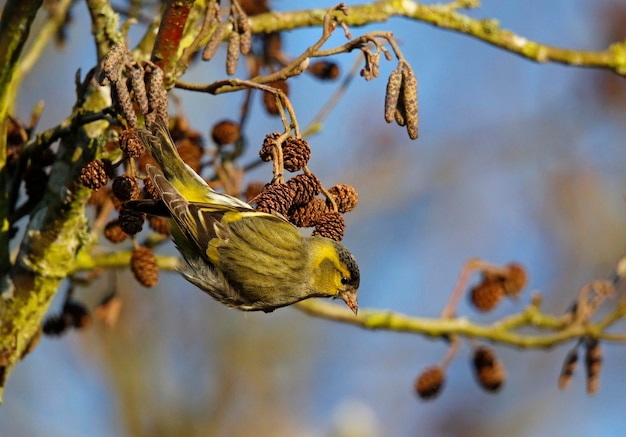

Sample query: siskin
[126,117,360,314]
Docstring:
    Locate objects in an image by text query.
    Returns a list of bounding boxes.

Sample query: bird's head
[310,238,360,315]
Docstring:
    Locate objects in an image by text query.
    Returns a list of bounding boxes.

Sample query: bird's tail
[137,116,210,202]
[138,115,251,208]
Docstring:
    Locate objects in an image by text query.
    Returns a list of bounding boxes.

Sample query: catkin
[402,66,419,139]
[384,67,402,124]
[226,31,240,75]
[203,23,228,61]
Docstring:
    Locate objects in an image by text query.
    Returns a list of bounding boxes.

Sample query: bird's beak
[340,289,358,315]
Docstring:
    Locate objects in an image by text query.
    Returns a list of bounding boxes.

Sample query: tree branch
[0,0,45,294]
[241,0,626,76]
[0,0,124,403]
[70,250,626,350]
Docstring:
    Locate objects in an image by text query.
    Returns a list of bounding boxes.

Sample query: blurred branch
[19,0,74,76]
[301,55,362,138]
[73,248,182,273]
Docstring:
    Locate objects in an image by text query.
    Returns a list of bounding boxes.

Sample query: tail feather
[139,115,251,208]
[138,116,209,194]
[146,165,190,225]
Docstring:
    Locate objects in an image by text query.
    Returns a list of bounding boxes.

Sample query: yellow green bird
[127,117,360,314]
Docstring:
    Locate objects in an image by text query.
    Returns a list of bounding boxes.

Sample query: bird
[125,116,360,314]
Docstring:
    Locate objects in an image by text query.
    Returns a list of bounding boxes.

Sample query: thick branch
[0,0,123,403]
[0,0,43,128]
[0,0,45,290]
[151,0,195,77]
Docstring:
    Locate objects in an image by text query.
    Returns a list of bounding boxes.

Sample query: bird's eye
[341,276,349,285]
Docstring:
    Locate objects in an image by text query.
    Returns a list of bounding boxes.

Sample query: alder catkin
[384,67,402,123]
[402,66,419,139]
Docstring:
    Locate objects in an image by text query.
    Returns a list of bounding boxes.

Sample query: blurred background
[3,0,626,435]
